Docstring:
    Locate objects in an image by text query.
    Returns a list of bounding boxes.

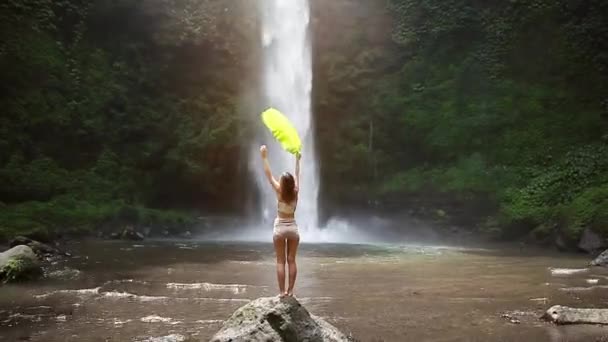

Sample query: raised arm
[260,145,280,192]
[294,153,301,192]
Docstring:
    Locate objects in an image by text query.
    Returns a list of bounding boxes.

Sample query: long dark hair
[279,172,297,203]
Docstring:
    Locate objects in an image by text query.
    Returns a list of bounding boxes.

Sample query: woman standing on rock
[260,145,300,297]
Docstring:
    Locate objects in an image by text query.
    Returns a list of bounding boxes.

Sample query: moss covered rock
[0,245,41,283]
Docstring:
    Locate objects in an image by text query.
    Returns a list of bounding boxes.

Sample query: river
[1,240,607,341]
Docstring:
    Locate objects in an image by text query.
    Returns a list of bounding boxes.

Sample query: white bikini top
[277,200,297,215]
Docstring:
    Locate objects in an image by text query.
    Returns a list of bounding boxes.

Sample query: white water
[244,0,372,243]
[253,0,320,238]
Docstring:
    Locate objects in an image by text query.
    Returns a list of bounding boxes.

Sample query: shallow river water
[1,240,607,341]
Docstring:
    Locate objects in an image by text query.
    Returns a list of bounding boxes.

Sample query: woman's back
[277,199,297,218]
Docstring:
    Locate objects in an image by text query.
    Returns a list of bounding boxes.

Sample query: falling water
[254,0,320,237]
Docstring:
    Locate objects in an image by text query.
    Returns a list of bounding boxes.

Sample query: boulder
[121,226,145,241]
[210,297,351,342]
[591,249,608,267]
[578,228,607,254]
[0,245,41,283]
[542,305,608,325]
[9,236,63,257]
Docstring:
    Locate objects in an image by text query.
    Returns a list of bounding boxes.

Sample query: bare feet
[286,291,294,297]
[278,292,288,298]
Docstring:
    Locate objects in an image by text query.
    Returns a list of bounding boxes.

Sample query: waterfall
[253,0,319,236]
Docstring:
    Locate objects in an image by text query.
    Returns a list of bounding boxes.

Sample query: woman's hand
[260,145,268,159]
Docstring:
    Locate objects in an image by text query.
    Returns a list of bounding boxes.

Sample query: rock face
[210,297,351,342]
[591,249,608,267]
[0,245,41,283]
[543,305,608,325]
[578,228,607,254]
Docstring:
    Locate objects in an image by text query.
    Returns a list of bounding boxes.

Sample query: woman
[260,145,300,297]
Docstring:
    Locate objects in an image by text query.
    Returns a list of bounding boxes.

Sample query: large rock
[210,297,351,342]
[0,245,41,283]
[578,228,607,254]
[9,236,63,257]
[543,305,608,325]
[591,249,608,267]
[122,226,145,241]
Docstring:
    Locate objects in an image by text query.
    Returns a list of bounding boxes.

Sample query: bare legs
[286,235,299,296]
[273,233,300,297]
[273,236,287,297]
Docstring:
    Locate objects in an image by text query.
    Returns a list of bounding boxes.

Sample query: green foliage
[0,198,116,240]
[379,168,429,194]
[558,183,608,240]
[0,256,40,283]
[318,0,608,241]
[113,205,195,228]
[1,0,607,244]
[0,198,195,241]
[0,0,255,239]
[500,144,608,227]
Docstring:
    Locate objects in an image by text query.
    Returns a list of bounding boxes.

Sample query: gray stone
[121,226,145,241]
[9,236,62,257]
[591,249,608,267]
[543,305,608,325]
[210,297,351,342]
[0,245,41,283]
[578,228,607,253]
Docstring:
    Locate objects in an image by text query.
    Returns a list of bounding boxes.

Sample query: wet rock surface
[543,305,608,325]
[0,245,41,283]
[591,249,608,267]
[210,296,351,342]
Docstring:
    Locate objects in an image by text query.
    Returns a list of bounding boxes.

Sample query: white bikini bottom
[273,218,299,239]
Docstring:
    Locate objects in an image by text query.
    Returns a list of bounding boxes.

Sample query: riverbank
[2,205,605,260]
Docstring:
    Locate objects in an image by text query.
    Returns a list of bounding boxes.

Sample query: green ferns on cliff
[370,0,608,241]
[0,0,256,239]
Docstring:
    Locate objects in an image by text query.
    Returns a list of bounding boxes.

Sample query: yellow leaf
[261,108,302,156]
